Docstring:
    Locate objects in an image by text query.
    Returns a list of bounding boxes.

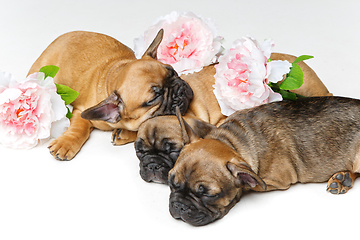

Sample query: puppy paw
[111,129,122,145]
[111,129,137,146]
[48,136,81,161]
[326,171,356,194]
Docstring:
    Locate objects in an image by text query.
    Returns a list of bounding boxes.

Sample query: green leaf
[66,107,73,119]
[268,82,280,91]
[293,55,314,64]
[39,65,76,119]
[280,64,304,90]
[278,55,313,91]
[39,65,59,79]
[268,82,304,101]
[55,83,79,105]
[279,90,297,101]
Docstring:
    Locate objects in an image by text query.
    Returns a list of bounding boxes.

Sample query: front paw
[48,136,81,161]
[326,171,356,194]
[111,129,137,146]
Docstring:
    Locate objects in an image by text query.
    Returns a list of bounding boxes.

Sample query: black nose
[171,201,190,218]
[169,193,217,226]
[146,163,162,172]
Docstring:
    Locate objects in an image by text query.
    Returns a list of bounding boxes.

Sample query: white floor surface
[0,1,359,239]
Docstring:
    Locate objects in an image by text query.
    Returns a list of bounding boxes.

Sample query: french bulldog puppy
[135,115,215,183]
[28,29,193,160]
[168,97,359,226]
[135,53,332,184]
[135,64,220,183]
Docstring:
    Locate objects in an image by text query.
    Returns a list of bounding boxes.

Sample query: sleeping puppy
[168,98,360,226]
[135,53,332,183]
[135,115,215,184]
[28,29,193,160]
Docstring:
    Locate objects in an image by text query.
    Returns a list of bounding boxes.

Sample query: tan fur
[180,65,224,126]
[353,152,360,173]
[29,30,332,161]
[144,52,332,128]
[271,53,332,97]
[28,30,194,160]
[183,53,332,126]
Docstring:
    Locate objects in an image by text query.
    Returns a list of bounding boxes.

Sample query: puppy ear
[175,106,200,145]
[142,29,164,59]
[227,161,267,191]
[184,117,215,138]
[81,91,123,123]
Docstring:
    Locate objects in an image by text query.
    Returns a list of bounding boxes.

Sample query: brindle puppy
[169,97,360,226]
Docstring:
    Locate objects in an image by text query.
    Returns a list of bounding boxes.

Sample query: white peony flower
[213,36,291,116]
[134,11,224,74]
[0,72,70,149]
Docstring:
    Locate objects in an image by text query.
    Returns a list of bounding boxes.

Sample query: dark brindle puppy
[168,97,360,226]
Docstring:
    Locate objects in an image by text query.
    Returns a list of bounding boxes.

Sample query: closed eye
[203,193,219,198]
[142,86,164,107]
[147,94,161,105]
[196,185,221,199]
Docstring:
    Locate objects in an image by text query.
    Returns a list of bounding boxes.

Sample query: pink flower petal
[0,71,69,149]
[266,60,292,83]
[213,36,284,115]
[133,11,224,74]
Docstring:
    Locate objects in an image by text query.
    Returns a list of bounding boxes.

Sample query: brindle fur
[169,97,360,226]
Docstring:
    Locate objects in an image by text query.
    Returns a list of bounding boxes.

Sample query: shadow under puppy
[28,29,193,160]
[168,97,360,226]
[135,53,332,184]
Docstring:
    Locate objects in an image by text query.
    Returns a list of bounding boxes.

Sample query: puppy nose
[146,163,162,172]
[172,202,189,215]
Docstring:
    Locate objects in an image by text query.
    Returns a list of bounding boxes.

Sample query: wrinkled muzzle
[159,77,193,116]
[169,192,220,226]
[139,155,175,184]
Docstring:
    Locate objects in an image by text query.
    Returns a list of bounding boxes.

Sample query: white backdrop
[0,0,359,239]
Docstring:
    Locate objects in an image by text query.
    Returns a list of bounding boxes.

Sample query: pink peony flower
[213,36,292,116]
[0,72,69,149]
[134,11,224,74]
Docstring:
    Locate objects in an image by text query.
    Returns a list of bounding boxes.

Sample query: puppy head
[168,111,266,226]
[135,116,184,184]
[81,29,194,131]
[135,114,215,184]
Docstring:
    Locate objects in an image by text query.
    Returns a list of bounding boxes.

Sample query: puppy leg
[111,129,137,146]
[48,109,93,160]
[326,171,358,194]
